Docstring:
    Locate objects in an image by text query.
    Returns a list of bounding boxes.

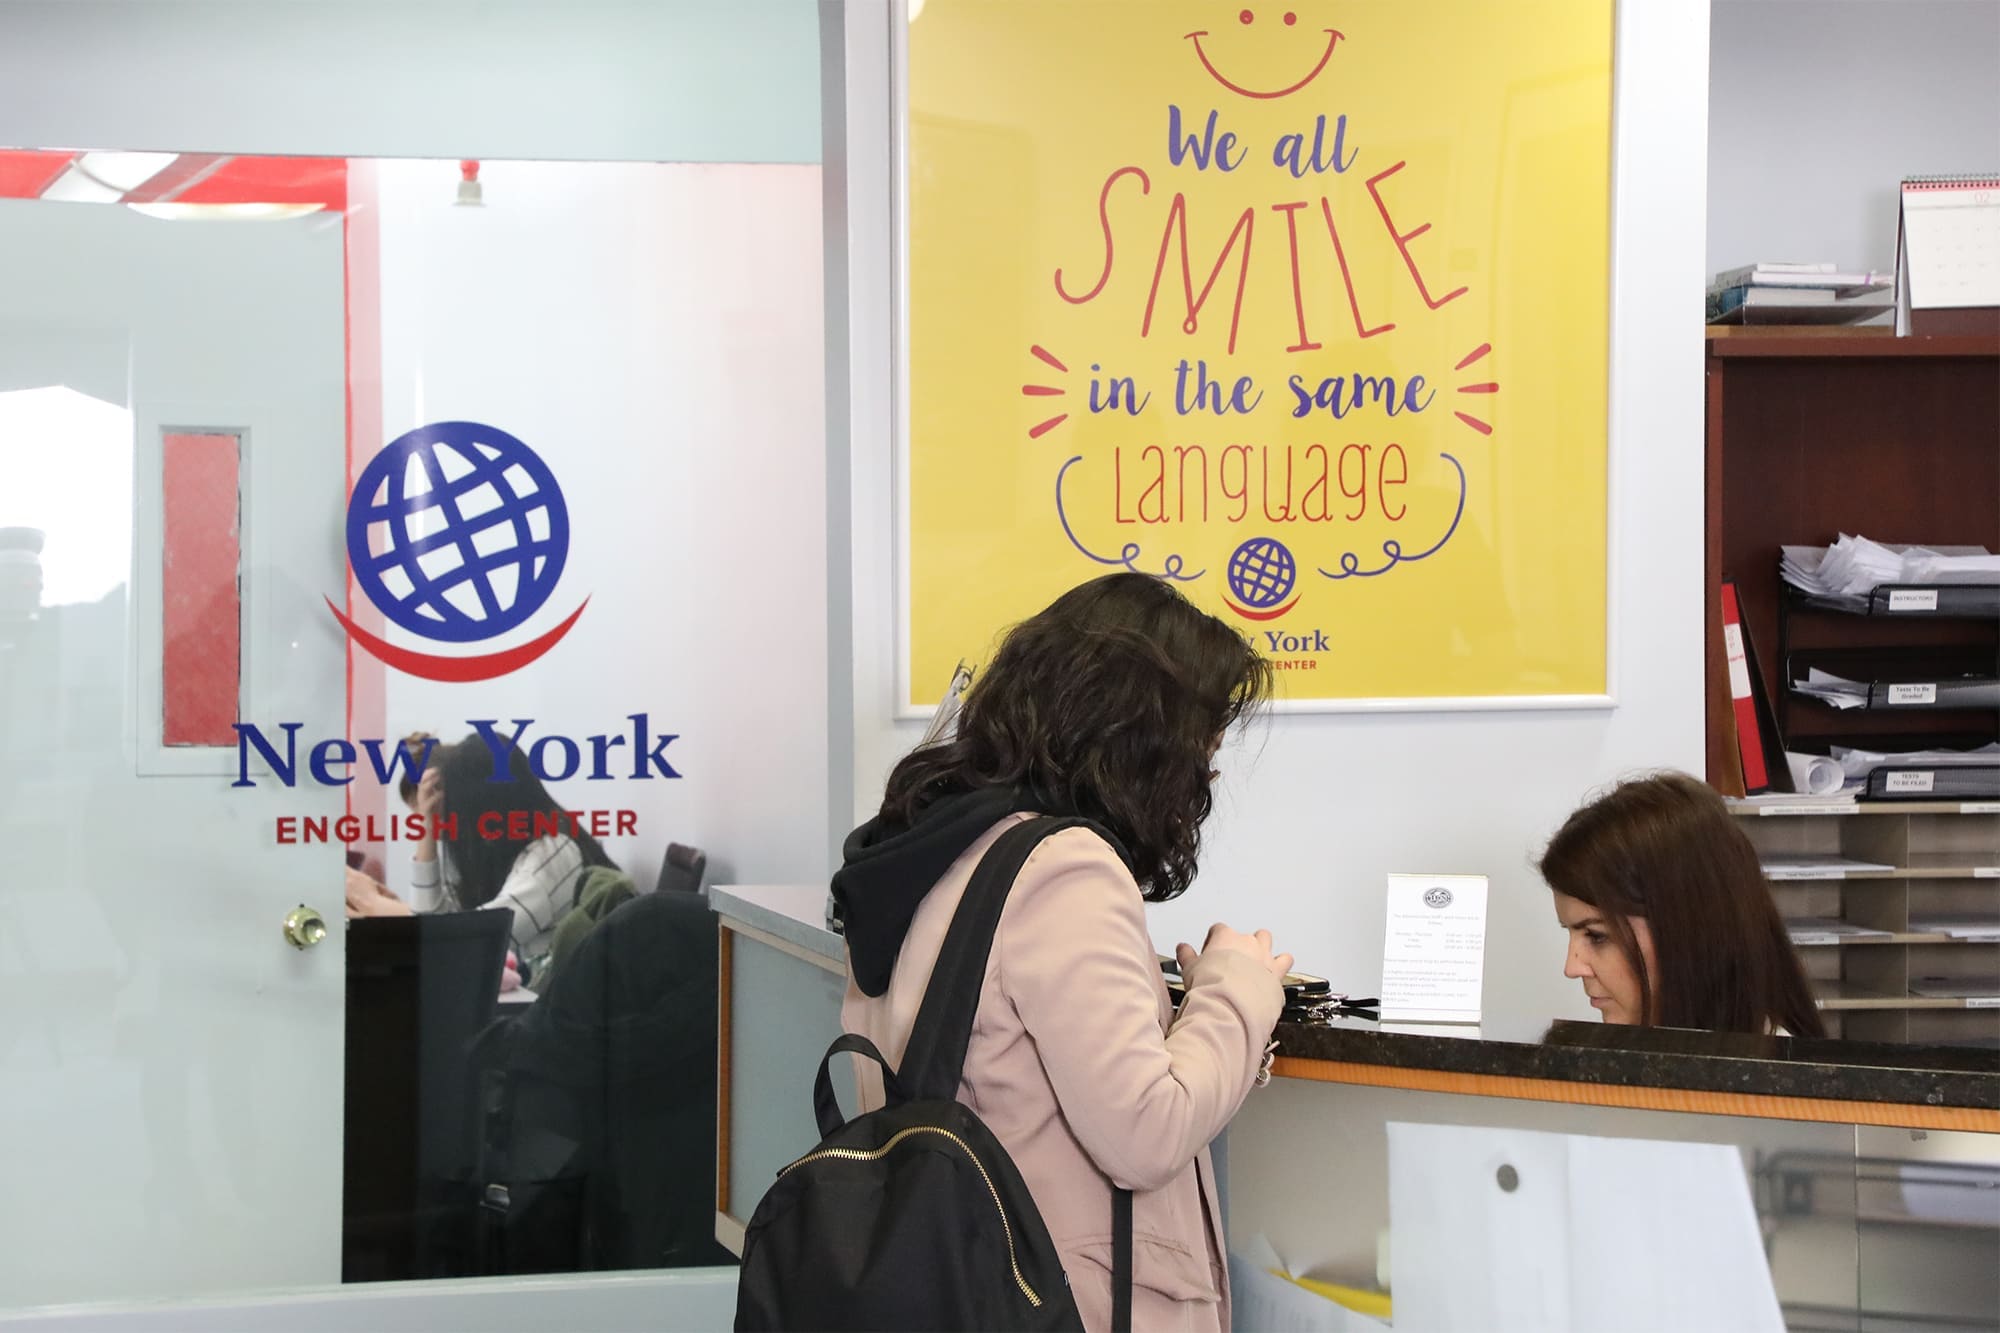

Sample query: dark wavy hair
[1539,772,1825,1038]
[437,734,617,909]
[881,572,1271,900]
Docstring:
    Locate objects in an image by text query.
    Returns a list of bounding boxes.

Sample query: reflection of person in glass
[349,734,619,968]
[1541,772,1825,1037]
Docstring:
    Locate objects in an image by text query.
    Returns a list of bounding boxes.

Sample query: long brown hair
[436,735,617,909]
[1539,772,1825,1038]
[880,572,1270,900]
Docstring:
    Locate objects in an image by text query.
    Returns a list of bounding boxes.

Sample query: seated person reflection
[1540,772,1826,1038]
[355,733,621,971]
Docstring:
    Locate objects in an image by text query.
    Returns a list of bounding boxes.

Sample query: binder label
[1968,996,2000,1009]
[1887,683,1938,706]
[1974,867,1999,879]
[1722,623,1751,697]
[1965,803,2000,814]
[1885,770,1936,793]
[1888,589,1940,612]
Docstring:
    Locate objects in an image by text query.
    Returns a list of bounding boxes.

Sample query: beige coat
[842,814,1285,1333]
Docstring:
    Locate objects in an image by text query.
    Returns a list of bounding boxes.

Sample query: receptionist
[1541,772,1825,1038]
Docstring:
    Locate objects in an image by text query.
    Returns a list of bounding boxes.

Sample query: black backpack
[733,817,1134,1332]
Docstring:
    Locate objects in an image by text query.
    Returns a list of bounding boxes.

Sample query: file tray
[1866,584,2000,620]
[1867,676,2000,711]
[1787,584,2000,619]
[1867,765,2000,801]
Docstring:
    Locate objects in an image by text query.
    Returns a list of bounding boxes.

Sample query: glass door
[0,155,350,1305]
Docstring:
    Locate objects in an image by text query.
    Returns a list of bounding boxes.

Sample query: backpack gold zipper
[777,1125,1043,1307]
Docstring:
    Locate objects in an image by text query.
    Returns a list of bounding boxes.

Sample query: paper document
[1379,874,1488,1023]
[1388,1123,1784,1332]
[1761,854,1894,880]
[1731,792,1858,816]
[1784,917,1892,946]
[1781,536,1999,602]
[1834,742,2000,783]
[1793,668,1870,710]
[1911,975,2000,1001]
[1909,915,2000,943]
[1784,751,1847,795]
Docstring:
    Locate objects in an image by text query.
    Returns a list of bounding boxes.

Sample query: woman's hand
[345,866,413,919]
[1176,924,1293,982]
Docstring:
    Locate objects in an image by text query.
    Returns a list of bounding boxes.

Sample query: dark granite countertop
[1274,1013,2000,1110]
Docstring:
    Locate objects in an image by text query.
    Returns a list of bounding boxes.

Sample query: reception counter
[712,886,2000,1328]
[1270,1013,2000,1130]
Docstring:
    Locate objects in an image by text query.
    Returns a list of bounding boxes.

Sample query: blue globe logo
[1227,537,1297,611]
[345,421,569,644]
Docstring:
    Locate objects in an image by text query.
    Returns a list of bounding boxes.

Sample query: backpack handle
[813,1033,905,1139]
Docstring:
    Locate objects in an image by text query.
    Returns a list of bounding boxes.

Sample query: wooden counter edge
[1270,1056,2000,1132]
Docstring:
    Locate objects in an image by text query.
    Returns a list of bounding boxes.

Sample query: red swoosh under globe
[326,597,589,682]
[1223,595,1301,621]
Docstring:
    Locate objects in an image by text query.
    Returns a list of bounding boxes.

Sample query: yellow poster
[906,0,1615,707]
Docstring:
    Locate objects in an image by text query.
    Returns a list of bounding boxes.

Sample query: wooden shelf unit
[1733,801,2000,1045]
[1703,330,2000,788]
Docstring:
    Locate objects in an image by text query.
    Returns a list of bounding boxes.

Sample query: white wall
[827,0,1712,1031]
[0,0,819,164]
[1708,0,2000,276]
[375,158,828,894]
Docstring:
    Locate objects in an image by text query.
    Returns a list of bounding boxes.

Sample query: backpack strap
[1112,1186,1133,1333]
[895,815,1115,1105]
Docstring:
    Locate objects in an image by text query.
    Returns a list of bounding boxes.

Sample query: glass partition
[0,147,824,1309]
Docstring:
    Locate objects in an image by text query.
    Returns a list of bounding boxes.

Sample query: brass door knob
[283,905,328,949]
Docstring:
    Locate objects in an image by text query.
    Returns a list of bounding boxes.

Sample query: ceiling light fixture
[127,202,325,222]
[75,151,177,193]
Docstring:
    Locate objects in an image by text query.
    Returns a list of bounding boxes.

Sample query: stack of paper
[1833,742,2000,784]
[1792,668,1869,710]
[1732,791,1858,814]
[1784,917,1893,945]
[1762,855,1895,880]
[1706,263,1893,325]
[1910,976,2000,1001]
[1782,536,2000,601]
[1908,915,2000,943]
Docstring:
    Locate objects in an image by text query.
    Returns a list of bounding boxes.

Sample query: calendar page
[1902,177,2000,310]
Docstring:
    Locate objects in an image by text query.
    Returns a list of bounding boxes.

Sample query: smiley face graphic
[1187,8,1344,99]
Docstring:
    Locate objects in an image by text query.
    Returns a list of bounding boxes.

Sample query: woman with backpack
[834,572,1291,1332]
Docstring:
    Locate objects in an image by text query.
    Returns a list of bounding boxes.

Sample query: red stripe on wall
[162,432,242,746]
[343,160,388,849]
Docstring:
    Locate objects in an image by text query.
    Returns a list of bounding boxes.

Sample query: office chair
[473,890,734,1272]
[343,909,512,1281]
[654,842,707,895]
